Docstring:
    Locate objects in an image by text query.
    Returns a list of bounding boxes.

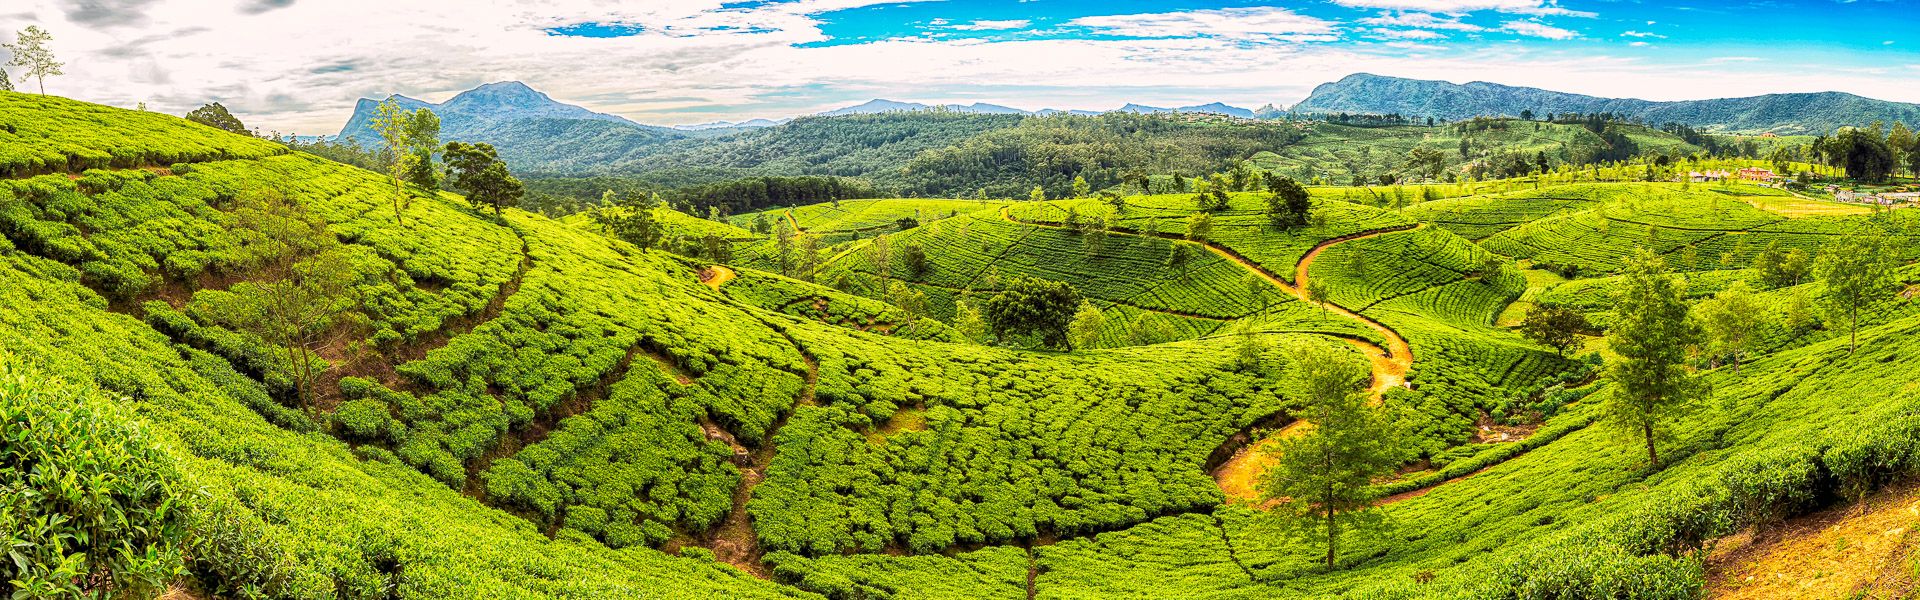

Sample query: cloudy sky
[3,0,1916,134]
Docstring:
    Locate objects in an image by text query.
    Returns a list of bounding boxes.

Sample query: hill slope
[1293,73,1920,134]
[335,81,688,174]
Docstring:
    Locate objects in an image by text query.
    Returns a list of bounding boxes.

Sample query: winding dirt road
[996,205,1419,502]
[700,265,737,291]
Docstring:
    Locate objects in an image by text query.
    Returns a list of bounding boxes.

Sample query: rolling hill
[1291,73,1920,134]
[13,90,1920,599]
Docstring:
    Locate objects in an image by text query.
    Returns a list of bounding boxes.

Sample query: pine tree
[1603,250,1701,468]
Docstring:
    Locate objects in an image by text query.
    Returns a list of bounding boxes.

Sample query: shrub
[0,356,191,599]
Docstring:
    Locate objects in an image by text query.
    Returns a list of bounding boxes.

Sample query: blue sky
[6,0,1917,132]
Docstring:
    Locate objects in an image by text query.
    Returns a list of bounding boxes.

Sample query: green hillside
[10,91,1920,600]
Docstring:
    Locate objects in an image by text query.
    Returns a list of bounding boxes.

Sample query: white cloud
[10,0,1920,133]
[1370,28,1448,40]
[1357,11,1485,31]
[1621,31,1665,39]
[1329,0,1595,18]
[1503,21,1579,40]
[1066,7,1339,43]
[1629,41,1649,47]
[949,19,1030,31]
[1383,41,1444,51]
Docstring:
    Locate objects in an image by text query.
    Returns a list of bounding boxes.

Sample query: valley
[7,4,1920,597]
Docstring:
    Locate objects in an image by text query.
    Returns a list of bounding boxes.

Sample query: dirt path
[996,205,1415,395]
[997,205,1422,504]
[700,265,737,291]
[1706,479,1920,599]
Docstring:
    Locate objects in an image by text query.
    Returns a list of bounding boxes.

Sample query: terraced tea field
[10,91,1920,600]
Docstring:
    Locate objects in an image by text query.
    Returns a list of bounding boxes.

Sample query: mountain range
[1289,73,1920,134]
[814,99,1253,118]
[331,75,1920,177]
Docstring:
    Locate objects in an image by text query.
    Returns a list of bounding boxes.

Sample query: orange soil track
[995,204,1422,503]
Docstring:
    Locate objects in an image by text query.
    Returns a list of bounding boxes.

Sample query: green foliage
[1519,304,1588,356]
[984,276,1082,349]
[1260,342,1409,569]
[0,355,190,599]
[184,102,249,135]
[443,141,523,214]
[1815,232,1895,353]
[589,190,665,250]
[1603,251,1702,467]
[0,93,286,177]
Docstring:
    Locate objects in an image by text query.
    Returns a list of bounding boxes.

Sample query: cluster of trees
[185,102,250,134]
[351,101,526,220]
[672,175,878,217]
[1517,236,1898,468]
[899,112,1307,198]
[1814,124,1920,183]
[1318,112,1431,127]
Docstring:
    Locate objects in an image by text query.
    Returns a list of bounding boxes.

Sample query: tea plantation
[8,91,1920,600]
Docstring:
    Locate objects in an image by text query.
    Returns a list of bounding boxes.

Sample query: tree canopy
[983,276,1083,350]
[185,102,249,135]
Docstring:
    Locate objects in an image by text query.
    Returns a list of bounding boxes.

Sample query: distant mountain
[1290,73,1920,134]
[819,99,1031,117]
[336,81,693,175]
[337,82,647,143]
[1113,102,1255,118]
[822,99,1255,118]
[672,119,784,131]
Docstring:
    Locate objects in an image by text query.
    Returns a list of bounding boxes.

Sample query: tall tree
[0,65,11,92]
[1815,233,1894,354]
[1603,250,1702,468]
[403,109,443,191]
[953,294,990,344]
[1260,342,1407,570]
[590,190,664,250]
[887,281,928,321]
[1165,242,1198,280]
[226,188,364,408]
[901,243,930,279]
[1694,281,1762,372]
[368,100,416,224]
[1185,212,1214,242]
[983,276,1082,350]
[443,141,523,215]
[773,221,795,276]
[1519,304,1590,356]
[1266,176,1312,228]
[1071,176,1091,198]
[795,233,822,282]
[3,26,62,94]
[184,102,249,135]
[1068,302,1106,351]
[1232,320,1266,372]
[1307,280,1331,320]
